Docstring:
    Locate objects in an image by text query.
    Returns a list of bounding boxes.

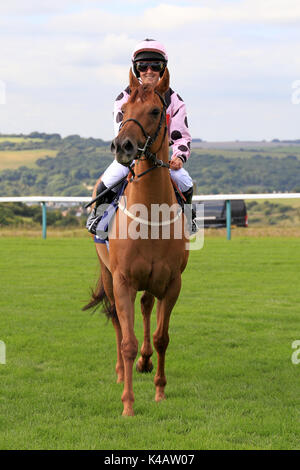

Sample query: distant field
[193,141,300,150]
[245,199,300,228]
[0,235,300,449]
[250,198,300,208]
[0,137,43,143]
[0,149,58,170]
[192,146,300,160]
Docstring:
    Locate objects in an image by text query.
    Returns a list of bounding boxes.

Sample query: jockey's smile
[139,66,160,87]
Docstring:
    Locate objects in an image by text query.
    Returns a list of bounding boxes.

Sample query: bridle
[117,90,183,225]
[84,91,170,209]
[119,90,170,179]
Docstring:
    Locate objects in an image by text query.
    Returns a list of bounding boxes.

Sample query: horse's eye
[150,108,160,116]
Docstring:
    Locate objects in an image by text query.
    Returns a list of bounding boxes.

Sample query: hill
[0,133,300,197]
[0,133,111,196]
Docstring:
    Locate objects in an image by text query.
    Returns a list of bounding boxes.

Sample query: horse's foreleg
[111,314,124,383]
[136,291,155,373]
[113,272,137,416]
[153,276,182,402]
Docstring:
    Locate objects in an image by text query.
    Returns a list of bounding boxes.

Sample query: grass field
[0,137,44,143]
[192,146,300,160]
[0,149,58,171]
[0,234,300,450]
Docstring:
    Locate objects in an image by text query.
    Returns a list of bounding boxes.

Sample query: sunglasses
[135,61,165,73]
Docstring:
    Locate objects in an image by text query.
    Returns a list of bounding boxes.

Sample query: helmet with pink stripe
[132,39,168,77]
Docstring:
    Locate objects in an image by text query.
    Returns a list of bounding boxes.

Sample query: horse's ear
[129,68,139,89]
[155,67,170,96]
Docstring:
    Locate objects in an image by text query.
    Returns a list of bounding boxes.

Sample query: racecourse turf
[0,235,299,450]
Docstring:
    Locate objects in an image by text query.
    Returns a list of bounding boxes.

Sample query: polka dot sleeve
[169,93,191,162]
[113,87,191,163]
[113,89,130,137]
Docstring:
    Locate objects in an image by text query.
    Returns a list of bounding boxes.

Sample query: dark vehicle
[193,199,248,228]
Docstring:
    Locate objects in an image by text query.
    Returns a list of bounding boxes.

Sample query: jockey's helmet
[132,39,168,78]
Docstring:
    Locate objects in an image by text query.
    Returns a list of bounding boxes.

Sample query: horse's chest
[130,259,172,298]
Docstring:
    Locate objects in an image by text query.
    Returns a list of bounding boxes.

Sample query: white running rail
[1,193,300,240]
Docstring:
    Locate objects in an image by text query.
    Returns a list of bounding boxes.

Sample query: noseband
[119,90,170,173]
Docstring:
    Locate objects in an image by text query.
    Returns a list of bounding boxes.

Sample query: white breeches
[101,160,193,193]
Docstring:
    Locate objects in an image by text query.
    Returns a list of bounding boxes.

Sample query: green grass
[0,137,44,143]
[0,149,58,170]
[0,236,300,449]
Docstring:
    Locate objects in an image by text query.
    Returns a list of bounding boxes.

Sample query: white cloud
[95,64,130,86]
[2,0,300,25]
[45,0,300,36]
[62,35,136,66]
[1,1,300,140]
[0,0,106,15]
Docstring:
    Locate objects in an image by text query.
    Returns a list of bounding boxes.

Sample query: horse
[84,67,189,416]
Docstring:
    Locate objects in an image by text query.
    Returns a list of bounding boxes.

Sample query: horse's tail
[82,273,116,320]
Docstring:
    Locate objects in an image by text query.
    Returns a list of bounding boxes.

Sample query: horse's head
[111,67,170,166]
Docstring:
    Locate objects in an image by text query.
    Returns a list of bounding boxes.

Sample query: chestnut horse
[84,67,189,416]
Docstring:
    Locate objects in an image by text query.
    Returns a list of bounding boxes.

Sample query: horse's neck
[127,142,175,207]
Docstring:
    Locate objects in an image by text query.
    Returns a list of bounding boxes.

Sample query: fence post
[0,340,5,365]
[41,202,47,239]
[226,200,231,240]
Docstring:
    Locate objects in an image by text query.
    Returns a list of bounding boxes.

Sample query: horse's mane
[129,84,153,104]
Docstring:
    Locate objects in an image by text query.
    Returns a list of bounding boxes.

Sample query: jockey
[87,38,196,233]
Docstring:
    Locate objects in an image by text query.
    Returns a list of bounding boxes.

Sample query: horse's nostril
[123,139,134,154]
[111,138,123,155]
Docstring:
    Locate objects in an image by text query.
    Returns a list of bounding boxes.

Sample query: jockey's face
[139,66,160,87]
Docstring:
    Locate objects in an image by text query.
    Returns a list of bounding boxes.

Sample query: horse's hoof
[155,393,166,402]
[136,358,153,373]
[122,407,135,417]
[155,387,166,402]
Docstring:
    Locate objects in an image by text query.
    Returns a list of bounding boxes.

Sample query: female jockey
[87,39,195,237]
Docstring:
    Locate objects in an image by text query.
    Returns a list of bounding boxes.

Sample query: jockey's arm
[113,89,131,136]
[168,93,191,168]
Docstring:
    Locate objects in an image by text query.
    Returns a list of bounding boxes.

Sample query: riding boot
[182,186,198,234]
[86,181,116,234]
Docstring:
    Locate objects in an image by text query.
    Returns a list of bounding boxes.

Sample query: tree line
[0,133,300,198]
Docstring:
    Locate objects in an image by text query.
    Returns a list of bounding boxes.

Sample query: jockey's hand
[169,156,183,170]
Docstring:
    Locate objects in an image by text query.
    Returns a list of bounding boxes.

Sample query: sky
[0,0,300,142]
